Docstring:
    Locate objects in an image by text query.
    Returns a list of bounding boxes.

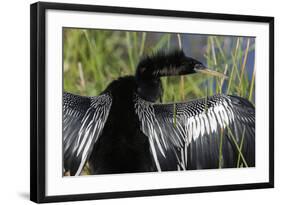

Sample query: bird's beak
[194,64,228,79]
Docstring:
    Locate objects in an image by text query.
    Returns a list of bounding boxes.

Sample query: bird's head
[135,50,227,102]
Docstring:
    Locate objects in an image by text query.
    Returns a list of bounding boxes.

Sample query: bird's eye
[194,63,204,70]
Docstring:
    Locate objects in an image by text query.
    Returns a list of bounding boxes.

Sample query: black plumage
[63,50,255,176]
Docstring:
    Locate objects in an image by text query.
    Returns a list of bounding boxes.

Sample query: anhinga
[63,50,255,176]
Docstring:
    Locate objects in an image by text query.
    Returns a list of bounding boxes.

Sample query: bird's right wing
[63,92,112,176]
[134,94,255,171]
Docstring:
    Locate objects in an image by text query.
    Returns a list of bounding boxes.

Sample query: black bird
[63,50,255,176]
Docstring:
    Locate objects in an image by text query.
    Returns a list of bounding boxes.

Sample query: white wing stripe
[63,93,112,176]
[134,94,237,171]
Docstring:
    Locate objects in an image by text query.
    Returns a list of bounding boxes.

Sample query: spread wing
[134,94,255,171]
[63,92,112,176]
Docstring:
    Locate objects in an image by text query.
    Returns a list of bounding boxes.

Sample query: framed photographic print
[30,1,274,203]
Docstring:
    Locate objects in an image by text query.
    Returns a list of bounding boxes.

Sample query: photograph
[30,2,274,202]
[62,28,256,176]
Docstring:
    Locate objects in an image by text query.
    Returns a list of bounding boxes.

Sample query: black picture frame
[30,1,274,203]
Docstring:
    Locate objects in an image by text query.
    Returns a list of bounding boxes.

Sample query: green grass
[64,29,255,104]
[63,28,255,173]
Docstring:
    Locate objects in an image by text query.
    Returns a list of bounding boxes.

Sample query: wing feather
[134,94,255,171]
[63,92,112,176]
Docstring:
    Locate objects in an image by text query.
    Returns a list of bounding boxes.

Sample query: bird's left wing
[63,92,112,176]
[134,94,255,171]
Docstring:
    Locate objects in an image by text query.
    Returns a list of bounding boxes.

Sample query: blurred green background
[63,28,255,105]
